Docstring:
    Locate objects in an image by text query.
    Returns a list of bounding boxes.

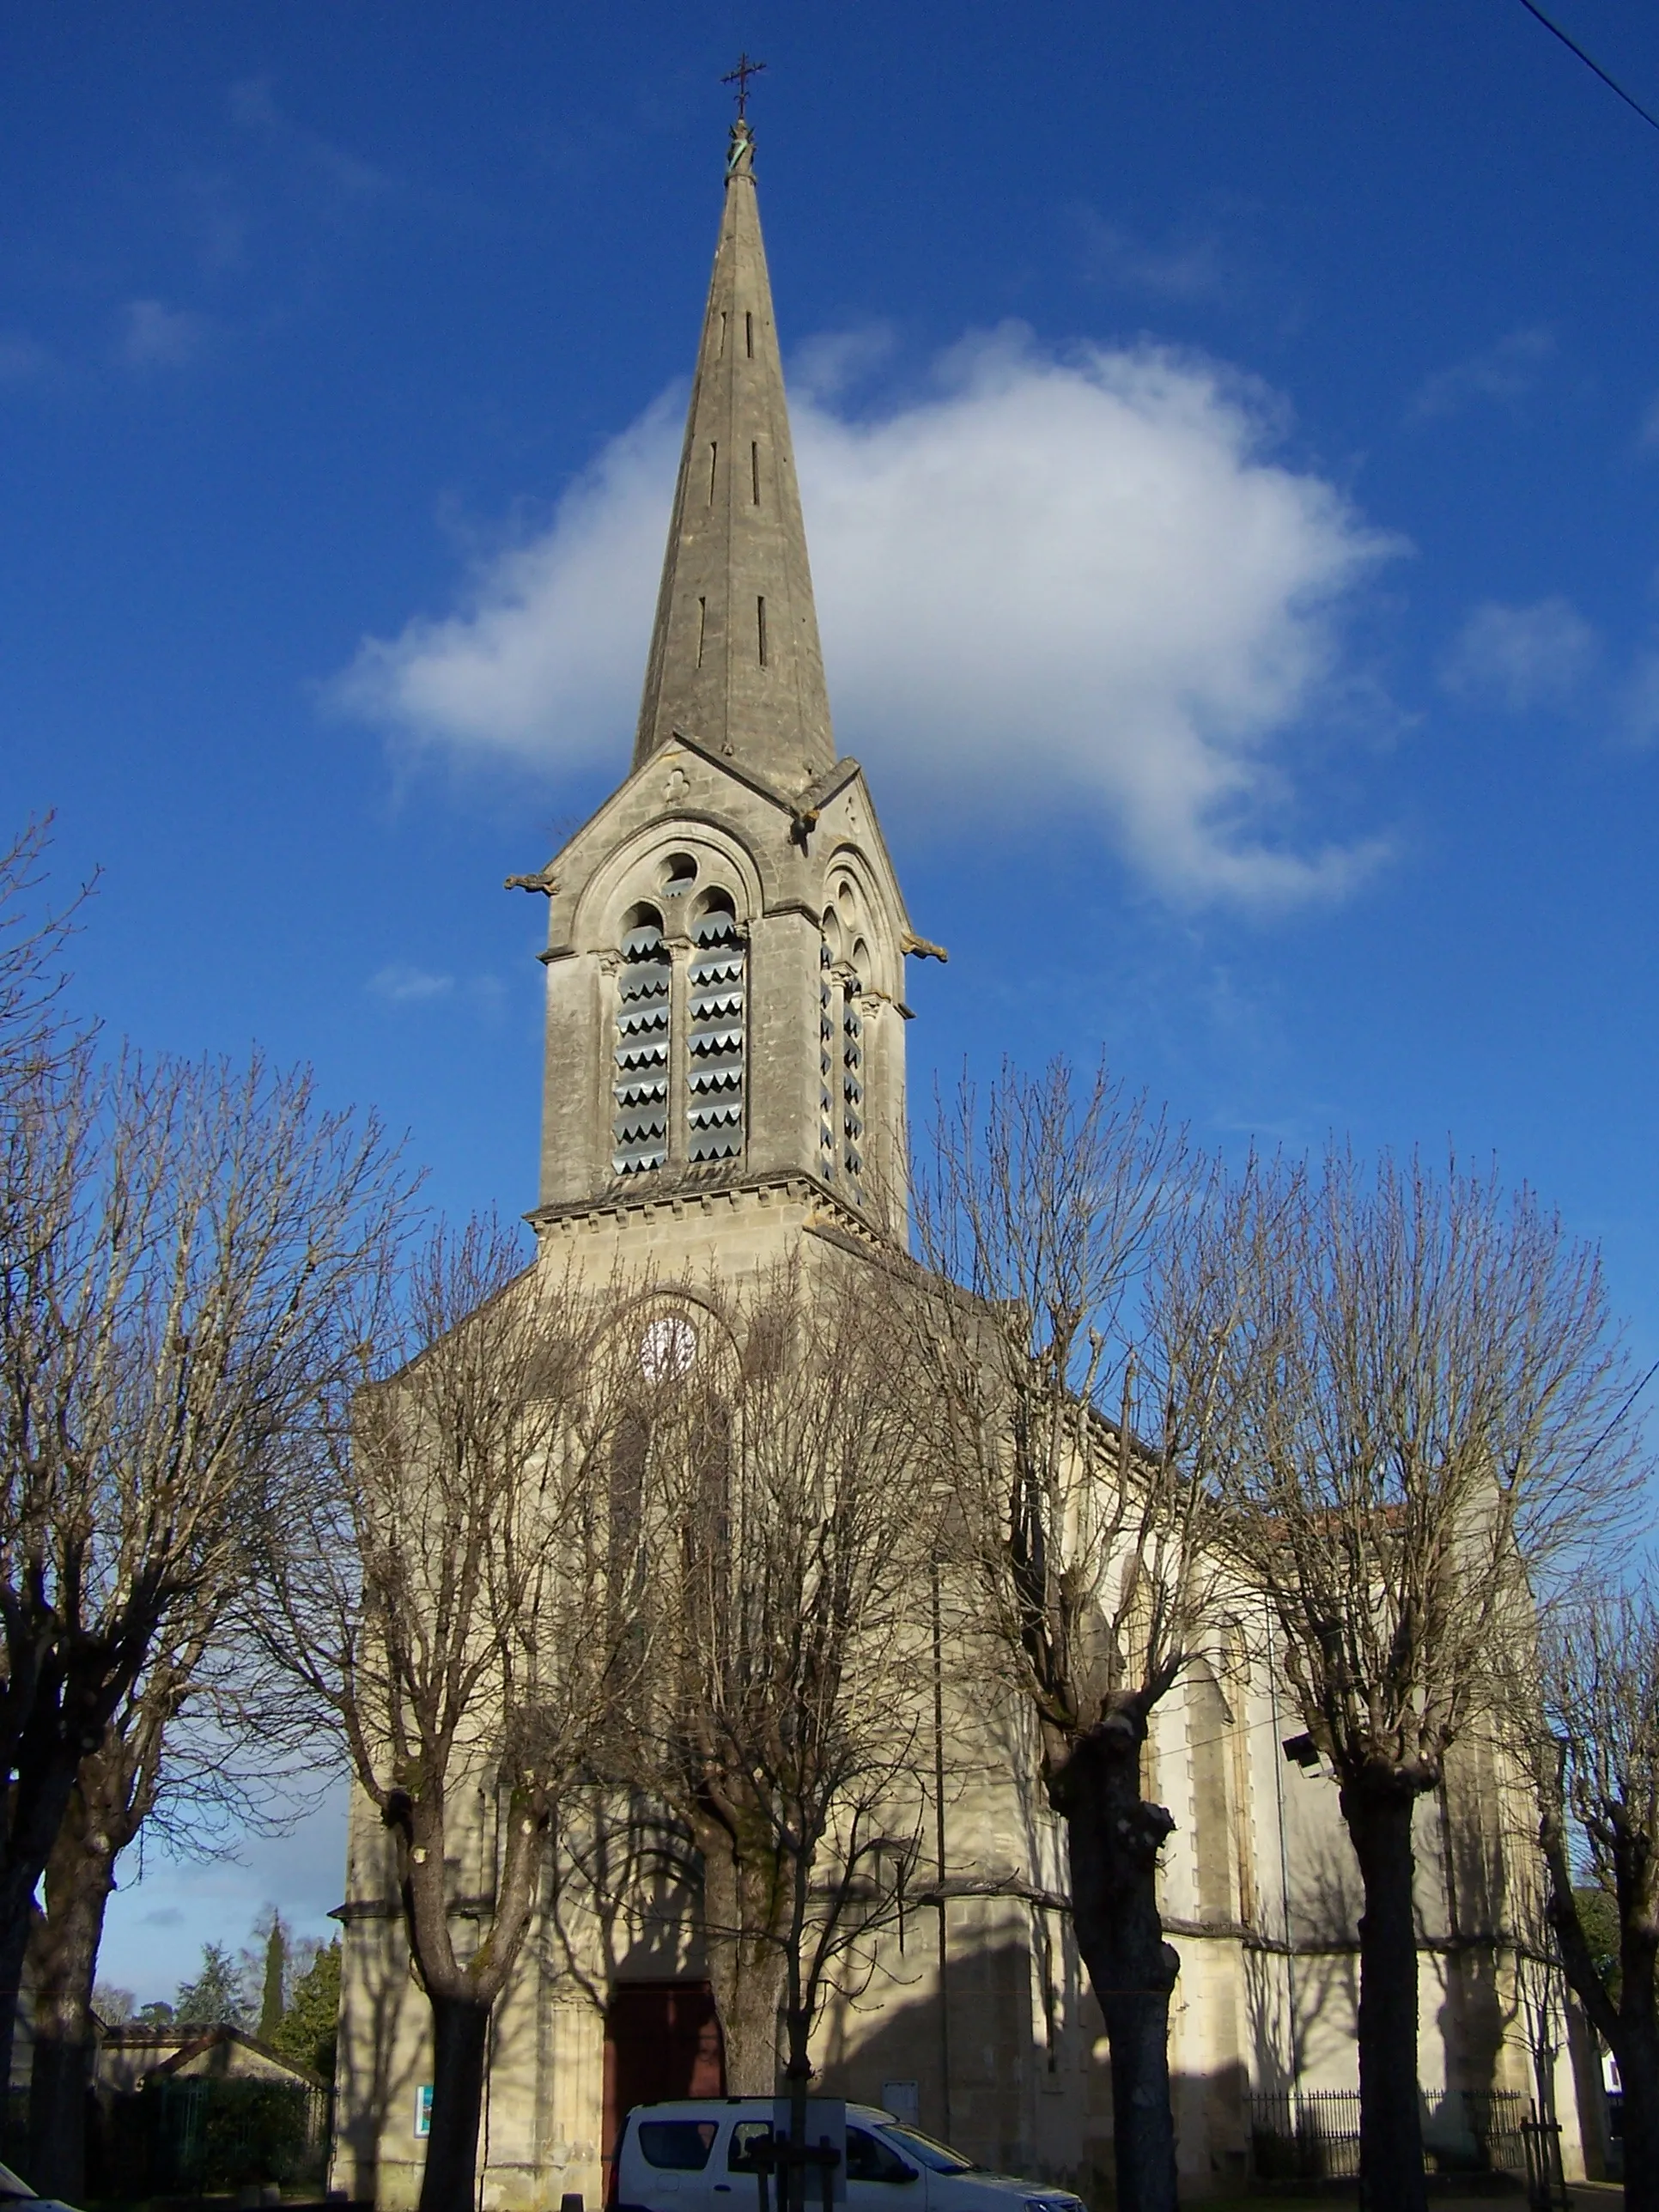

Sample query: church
[329,110,1592,2209]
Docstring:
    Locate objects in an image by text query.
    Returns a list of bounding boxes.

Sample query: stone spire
[632,118,836,787]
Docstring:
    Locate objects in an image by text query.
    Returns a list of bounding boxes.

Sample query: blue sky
[5,3,1659,2002]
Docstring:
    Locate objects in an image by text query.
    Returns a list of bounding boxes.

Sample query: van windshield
[875,2125,975,2174]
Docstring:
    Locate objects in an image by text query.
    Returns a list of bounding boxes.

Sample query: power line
[1514,0,1659,136]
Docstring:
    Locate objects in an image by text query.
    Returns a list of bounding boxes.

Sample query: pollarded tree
[255,1218,653,2212]
[1531,1583,1659,2212]
[1196,1146,1639,2212]
[27,1613,314,2192]
[909,1060,1223,2212]
[0,1044,408,2194]
[629,1261,938,2118]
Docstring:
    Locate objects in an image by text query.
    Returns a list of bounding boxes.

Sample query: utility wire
[1514,0,1659,136]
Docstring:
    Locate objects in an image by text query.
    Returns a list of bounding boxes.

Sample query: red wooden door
[603,1982,726,2200]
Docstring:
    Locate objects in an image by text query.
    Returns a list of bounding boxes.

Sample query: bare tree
[908,1061,1215,2212]
[255,1219,652,2212]
[0,1044,408,2191]
[626,1261,936,2130]
[1196,1146,1640,2212]
[1528,1583,1659,2212]
[25,1603,314,2194]
[0,816,90,1110]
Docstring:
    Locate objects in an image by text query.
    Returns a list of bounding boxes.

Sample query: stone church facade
[330,118,1591,2208]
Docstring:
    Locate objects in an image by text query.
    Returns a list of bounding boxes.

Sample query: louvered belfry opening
[818,936,837,1181]
[842,943,866,1190]
[612,904,672,1176]
[686,891,745,1164]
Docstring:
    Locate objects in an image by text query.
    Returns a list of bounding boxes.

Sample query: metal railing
[1248,2089,1362,2181]
[142,2075,331,2193]
[1248,2086,1566,2204]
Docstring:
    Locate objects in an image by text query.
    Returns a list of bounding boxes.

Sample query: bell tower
[515,112,939,1242]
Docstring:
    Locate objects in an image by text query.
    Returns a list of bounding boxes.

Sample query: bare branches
[1534,1586,1659,2027]
[254,1218,656,1991]
[0,1048,407,1752]
[1188,1143,1647,2211]
[0,1031,412,2171]
[911,1057,1206,1753]
[908,1057,1219,2212]
[632,1259,938,2089]
[251,1219,669,2212]
[0,816,94,1113]
[1198,1146,1642,1785]
[1510,1580,1659,2207]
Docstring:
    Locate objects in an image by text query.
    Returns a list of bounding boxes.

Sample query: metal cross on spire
[721,52,767,121]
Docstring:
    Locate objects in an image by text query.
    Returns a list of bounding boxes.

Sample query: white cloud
[369,963,454,1005]
[228,76,394,203]
[1411,327,1553,422]
[1075,211,1231,303]
[337,328,1401,906]
[790,325,896,403]
[1440,596,1599,711]
[120,299,207,369]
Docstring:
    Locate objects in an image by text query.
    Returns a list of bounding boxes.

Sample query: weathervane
[721,52,766,123]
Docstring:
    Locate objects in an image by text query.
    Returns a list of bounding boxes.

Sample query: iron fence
[134,2076,331,2195]
[5,2075,330,2196]
[1248,2086,1565,2200]
[1249,2088,1362,2181]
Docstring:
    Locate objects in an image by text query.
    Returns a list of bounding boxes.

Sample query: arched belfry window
[612,903,672,1176]
[818,907,842,1182]
[842,937,867,1192]
[686,890,745,1165]
[818,937,837,1180]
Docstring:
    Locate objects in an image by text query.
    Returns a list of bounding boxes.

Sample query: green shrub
[143,2075,325,2191]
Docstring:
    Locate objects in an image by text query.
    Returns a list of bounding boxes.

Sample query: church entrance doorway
[603,1982,726,2200]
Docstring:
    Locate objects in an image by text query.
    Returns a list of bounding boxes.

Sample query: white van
[613,2100,1085,2212]
[0,2160,74,2212]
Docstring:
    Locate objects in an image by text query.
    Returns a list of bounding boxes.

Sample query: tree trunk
[696,1819,787,2094]
[27,1782,119,2203]
[1617,2004,1659,2212]
[1614,1914,1659,2212]
[419,1990,490,2212]
[1049,1711,1179,2212]
[0,1741,86,2100]
[1340,1771,1429,2212]
[390,1781,548,2212]
[1540,1808,1656,2209]
[0,1884,35,2130]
